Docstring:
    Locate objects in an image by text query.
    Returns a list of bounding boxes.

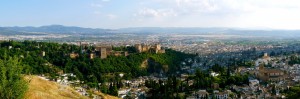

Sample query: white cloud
[131,0,300,29]
[175,0,218,13]
[140,0,300,15]
[135,8,177,18]
[87,0,300,29]
[139,0,219,15]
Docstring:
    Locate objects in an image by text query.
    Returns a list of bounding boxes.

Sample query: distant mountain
[118,27,230,34]
[0,25,300,38]
[117,27,300,38]
[0,27,25,35]
[224,29,300,37]
[1,25,111,34]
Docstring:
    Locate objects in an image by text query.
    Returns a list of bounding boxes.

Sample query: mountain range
[1,25,300,38]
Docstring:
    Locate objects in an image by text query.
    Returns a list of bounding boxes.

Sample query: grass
[24,75,87,99]
[23,75,119,99]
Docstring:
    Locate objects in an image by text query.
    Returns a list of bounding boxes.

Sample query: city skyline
[1,0,300,30]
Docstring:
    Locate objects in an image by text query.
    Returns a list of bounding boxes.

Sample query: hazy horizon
[1,24,298,31]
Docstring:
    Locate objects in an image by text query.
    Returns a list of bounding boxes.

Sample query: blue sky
[1,0,300,29]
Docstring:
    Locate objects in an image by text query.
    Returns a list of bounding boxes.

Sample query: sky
[1,0,300,29]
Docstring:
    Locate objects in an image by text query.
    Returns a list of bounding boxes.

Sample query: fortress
[70,43,164,59]
[134,43,165,54]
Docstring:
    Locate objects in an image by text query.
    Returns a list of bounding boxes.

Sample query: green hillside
[0,40,194,95]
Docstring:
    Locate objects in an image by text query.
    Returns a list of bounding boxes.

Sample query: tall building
[155,44,165,53]
[135,44,142,53]
[155,43,165,54]
[263,52,271,61]
[155,44,161,51]
[141,44,149,52]
[100,47,107,59]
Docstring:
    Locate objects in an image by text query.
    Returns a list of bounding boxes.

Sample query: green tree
[286,85,300,99]
[0,57,29,99]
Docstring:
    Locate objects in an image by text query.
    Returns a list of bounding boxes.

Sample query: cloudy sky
[1,0,300,29]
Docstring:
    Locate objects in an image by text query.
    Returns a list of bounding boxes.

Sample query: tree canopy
[0,56,28,99]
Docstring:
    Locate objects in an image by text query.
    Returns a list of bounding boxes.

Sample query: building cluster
[69,43,165,59]
[70,42,129,59]
[166,41,274,55]
[91,46,128,59]
[117,76,150,99]
[232,53,300,98]
[256,65,286,82]
[254,53,287,82]
[173,51,300,99]
[135,43,165,54]
[187,90,231,99]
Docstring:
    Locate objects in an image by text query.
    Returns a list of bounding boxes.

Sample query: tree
[100,84,109,94]
[286,85,300,99]
[0,56,29,99]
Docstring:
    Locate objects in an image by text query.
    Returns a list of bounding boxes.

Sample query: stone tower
[100,47,107,59]
[135,44,142,53]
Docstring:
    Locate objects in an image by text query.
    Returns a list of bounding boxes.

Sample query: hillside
[0,41,194,97]
[24,75,87,99]
[24,75,118,99]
